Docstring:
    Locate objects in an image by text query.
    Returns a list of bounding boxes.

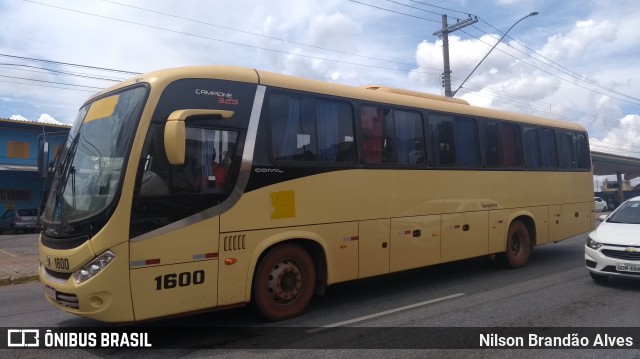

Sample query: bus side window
[559,130,590,170]
[454,116,479,167]
[361,106,384,164]
[523,126,543,169]
[394,110,425,165]
[523,126,558,170]
[270,94,355,164]
[483,120,523,168]
[361,106,399,164]
[540,128,558,169]
[429,114,456,166]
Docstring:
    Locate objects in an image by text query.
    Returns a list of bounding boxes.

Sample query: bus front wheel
[500,220,531,269]
[252,243,316,321]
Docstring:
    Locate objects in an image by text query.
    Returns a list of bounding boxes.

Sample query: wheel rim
[510,233,521,254]
[267,259,303,304]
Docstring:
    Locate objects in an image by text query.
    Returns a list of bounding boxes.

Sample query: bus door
[127,122,240,320]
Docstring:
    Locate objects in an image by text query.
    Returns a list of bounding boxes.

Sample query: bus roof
[95,65,586,132]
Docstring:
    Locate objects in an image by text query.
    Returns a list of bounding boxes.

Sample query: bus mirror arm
[164,109,235,165]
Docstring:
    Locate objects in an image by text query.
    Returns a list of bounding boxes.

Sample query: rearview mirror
[37,141,49,178]
[164,119,186,165]
[164,109,235,165]
[598,214,608,222]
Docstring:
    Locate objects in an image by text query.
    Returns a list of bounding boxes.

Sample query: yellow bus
[38,66,593,322]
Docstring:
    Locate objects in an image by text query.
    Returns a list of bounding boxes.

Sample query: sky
[1,0,640,177]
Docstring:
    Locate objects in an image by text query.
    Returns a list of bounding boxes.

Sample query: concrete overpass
[592,151,640,204]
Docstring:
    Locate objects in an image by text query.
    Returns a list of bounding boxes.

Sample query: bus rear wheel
[500,220,531,268]
[252,243,316,321]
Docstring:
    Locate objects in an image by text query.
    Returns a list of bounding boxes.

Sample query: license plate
[44,285,56,300]
[616,263,640,273]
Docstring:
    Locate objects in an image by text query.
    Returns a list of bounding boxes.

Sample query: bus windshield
[42,86,147,227]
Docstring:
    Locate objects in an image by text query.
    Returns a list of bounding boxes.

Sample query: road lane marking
[307,292,465,333]
[0,249,17,257]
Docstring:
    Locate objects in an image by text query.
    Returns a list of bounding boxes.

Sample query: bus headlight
[586,236,603,250]
[73,251,115,284]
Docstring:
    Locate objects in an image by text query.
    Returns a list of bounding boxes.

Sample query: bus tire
[252,243,316,321]
[501,220,531,268]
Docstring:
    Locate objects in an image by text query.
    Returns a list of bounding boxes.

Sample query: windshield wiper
[52,135,81,236]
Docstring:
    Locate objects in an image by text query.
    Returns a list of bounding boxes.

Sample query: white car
[594,197,607,212]
[586,196,640,282]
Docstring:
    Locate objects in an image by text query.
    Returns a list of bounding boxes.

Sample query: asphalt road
[1,226,640,358]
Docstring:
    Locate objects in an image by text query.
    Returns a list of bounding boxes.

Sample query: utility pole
[433,15,478,97]
[450,12,538,97]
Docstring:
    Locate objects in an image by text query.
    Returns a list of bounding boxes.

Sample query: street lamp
[451,11,538,97]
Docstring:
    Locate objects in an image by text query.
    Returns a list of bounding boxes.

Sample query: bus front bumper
[39,242,135,323]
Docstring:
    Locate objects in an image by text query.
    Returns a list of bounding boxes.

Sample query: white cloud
[540,19,617,61]
[590,114,640,156]
[306,12,360,51]
[8,113,62,125]
[37,114,62,125]
[409,34,564,108]
[9,115,28,122]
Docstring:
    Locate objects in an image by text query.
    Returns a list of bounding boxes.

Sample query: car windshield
[42,86,147,225]
[17,209,37,217]
[606,201,640,224]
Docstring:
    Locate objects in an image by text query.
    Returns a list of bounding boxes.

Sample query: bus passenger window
[455,117,479,167]
[361,106,401,164]
[524,126,558,170]
[483,120,523,168]
[502,123,523,167]
[361,106,384,164]
[270,94,355,164]
[559,131,590,170]
[316,100,355,163]
[540,129,557,169]
[394,110,425,165]
[429,115,456,166]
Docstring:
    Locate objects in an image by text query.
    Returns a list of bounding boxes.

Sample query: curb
[11,274,40,284]
[0,275,39,286]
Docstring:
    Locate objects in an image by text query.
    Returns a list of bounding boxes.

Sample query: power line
[450,28,640,106]
[98,0,441,74]
[351,0,640,107]
[21,0,441,76]
[8,0,640,143]
[0,63,125,82]
[443,69,640,134]
[379,0,442,17]
[0,74,104,90]
[345,0,439,23]
[103,0,634,106]
[405,0,471,16]
[468,20,640,104]
[0,52,140,75]
[0,80,96,93]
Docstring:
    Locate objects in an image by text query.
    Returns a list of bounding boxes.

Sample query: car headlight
[586,236,603,250]
[73,250,115,284]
